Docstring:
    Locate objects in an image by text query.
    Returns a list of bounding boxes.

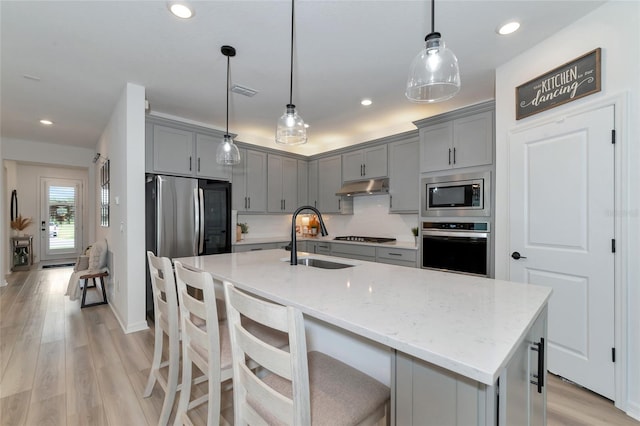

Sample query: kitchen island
[176,249,552,425]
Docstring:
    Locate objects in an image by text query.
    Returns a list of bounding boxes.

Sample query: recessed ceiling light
[169,3,193,19]
[304,124,310,128]
[361,99,373,106]
[497,21,520,35]
[40,119,53,125]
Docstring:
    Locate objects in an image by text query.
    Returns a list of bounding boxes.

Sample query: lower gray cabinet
[393,308,547,426]
[316,242,331,255]
[376,247,417,268]
[331,244,376,262]
[232,241,288,253]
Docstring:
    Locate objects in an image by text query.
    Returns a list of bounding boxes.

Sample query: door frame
[40,177,84,261]
[505,93,628,409]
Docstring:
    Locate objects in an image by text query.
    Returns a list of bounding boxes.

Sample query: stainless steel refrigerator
[145,174,231,319]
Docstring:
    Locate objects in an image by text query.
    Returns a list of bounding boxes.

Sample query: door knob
[511,251,527,260]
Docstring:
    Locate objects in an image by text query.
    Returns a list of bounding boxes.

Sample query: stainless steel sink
[296,258,354,269]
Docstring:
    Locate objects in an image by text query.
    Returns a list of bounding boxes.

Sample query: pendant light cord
[226,54,230,135]
[431,0,435,33]
[289,0,295,106]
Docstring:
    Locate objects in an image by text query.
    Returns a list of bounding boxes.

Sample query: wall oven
[422,222,490,277]
[421,171,491,217]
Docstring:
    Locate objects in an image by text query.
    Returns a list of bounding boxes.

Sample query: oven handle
[422,231,489,239]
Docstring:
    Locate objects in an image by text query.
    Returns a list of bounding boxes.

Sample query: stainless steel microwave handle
[422,230,489,239]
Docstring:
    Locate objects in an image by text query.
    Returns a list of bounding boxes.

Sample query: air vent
[231,84,258,97]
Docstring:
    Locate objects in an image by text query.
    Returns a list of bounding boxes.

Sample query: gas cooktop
[333,236,397,243]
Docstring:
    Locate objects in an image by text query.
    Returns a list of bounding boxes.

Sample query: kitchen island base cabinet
[393,307,547,426]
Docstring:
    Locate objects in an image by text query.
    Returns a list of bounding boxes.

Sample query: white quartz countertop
[175,249,551,385]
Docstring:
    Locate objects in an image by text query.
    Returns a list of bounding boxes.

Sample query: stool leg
[81,279,88,308]
[99,276,108,304]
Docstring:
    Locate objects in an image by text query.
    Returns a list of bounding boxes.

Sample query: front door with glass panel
[41,178,82,260]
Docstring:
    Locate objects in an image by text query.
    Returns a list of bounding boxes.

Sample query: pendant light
[216,45,241,165]
[275,0,307,145]
[406,0,461,103]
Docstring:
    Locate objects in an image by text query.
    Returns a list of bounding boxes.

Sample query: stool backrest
[174,261,222,389]
[146,251,178,337]
[224,281,306,425]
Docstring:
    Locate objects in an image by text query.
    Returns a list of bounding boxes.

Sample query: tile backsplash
[238,195,418,243]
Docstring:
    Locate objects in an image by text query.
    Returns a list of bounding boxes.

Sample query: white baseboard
[109,303,149,334]
[627,400,640,421]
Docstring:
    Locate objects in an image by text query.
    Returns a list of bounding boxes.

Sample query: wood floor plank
[41,295,66,343]
[95,363,149,425]
[0,325,20,379]
[65,344,103,421]
[109,327,152,374]
[0,337,40,398]
[86,322,122,369]
[64,300,90,349]
[0,390,30,426]
[25,393,66,426]
[31,340,65,403]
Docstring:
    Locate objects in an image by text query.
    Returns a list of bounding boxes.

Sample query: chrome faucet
[290,205,328,265]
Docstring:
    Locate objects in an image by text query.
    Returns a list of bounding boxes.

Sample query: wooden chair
[223,281,391,425]
[143,251,183,426]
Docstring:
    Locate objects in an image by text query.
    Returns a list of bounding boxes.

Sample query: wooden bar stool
[80,271,109,308]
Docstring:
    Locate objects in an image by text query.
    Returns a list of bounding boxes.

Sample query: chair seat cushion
[250,351,390,425]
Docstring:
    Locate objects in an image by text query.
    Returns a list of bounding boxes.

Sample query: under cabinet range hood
[335,178,389,197]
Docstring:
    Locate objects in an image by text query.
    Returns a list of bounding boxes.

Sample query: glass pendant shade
[216,134,241,165]
[406,32,461,103]
[276,104,307,145]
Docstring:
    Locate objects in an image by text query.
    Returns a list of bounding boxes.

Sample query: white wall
[494,1,639,418]
[96,83,147,333]
[1,139,96,279]
[13,163,89,262]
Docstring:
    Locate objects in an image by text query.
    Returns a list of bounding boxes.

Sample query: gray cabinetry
[342,145,388,182]
[297,160,308,207]
[232,241,288,253]
[376,247,417,268]
[393,307,547,426]
[232,148,267,213]
[195,133,232,180]
[388,135,419,213]
[318,155,352,214]
[331,243,376,262]
[267,154,297,213]
[307,160,319,208]
[419,109,493,173]
[147,121,232,180]
[315,241,331,255]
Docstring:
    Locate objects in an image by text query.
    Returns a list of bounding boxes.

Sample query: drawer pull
[388,252,402,256]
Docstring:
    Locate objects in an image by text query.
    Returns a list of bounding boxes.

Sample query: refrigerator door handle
[198,188,205,254]
[193,187,200,255]
[156,177,164,256]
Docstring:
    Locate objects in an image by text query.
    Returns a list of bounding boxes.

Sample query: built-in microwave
[421,171,491,217]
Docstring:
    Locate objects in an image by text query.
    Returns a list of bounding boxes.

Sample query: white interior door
[509,104,615,399]
[41,178,82,260]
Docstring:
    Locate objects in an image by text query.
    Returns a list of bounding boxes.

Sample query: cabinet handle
[360,164,364,176]
[338,198,341,210]
[250,248,263,251]
[189,156,192,171]
[363,164,366,176]
[530,337,545,394]
[198,157,201,172]
[388,252,402,256]
[248,197,251,209]
[448,149,451,165]
[244,197,247,209]
[389,195,392,208]
[453,147,456,164]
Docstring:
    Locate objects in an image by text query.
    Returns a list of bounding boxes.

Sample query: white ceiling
[1,0,605,156]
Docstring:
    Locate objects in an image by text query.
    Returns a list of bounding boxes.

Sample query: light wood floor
[1,267,638,425]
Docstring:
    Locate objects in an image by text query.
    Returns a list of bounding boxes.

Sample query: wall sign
[516,48,601,120]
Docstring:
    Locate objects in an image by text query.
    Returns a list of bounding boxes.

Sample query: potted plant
[411,227,419,246]
[10,215,33,236]
[239,222,249,240]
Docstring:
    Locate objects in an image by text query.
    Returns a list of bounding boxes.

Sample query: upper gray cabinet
[307,160,319,209]
[389,135,419,213]
[267,154,297,213]
[318,155,352,214]
[232,148,267,213]
[342,145,388,182]
[297,160,309,207]
[419,109,494,173]
[147,122,232,180]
